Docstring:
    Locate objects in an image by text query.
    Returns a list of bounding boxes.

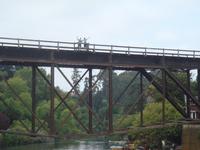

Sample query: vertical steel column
[50,65,55,135]
[31,65,36,133]
[186,70,191,118]
[198,69,200,102]
[140,72,143,126]
[162,69,166,124]
[88,68,93,133]
[108,68,113,132]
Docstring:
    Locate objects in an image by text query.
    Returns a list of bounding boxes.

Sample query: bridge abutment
[182,124,200,150]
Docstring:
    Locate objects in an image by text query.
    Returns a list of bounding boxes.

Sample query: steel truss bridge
[0,37,200,138]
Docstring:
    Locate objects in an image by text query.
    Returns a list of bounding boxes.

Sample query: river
[2,141,111,150]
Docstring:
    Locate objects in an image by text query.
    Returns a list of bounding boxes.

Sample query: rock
[0,113,10,130]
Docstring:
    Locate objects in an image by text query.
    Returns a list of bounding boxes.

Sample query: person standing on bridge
[77,37,82,50]
[83,37,89,51]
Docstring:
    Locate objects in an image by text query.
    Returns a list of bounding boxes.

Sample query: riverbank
[0,125,182,149]
[127,125,182,149]
[0,133,53,148]
[2,140,110,150]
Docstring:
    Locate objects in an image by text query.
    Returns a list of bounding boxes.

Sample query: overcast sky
[1,0,200,90]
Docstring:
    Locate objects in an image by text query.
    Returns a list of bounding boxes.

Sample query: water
[2,141,111,150]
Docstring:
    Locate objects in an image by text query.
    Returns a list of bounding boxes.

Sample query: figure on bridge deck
[77,37,82,50]
[83,37,89,51]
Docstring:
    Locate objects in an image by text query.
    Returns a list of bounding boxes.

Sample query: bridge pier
[186,70,191,118]
[88,68,93,133]
[108,67,113,132]
[182,124,200,150]
[140,72,143,126]
[31,65,36,133]
[49,65,55,135]
[162,69,166,124]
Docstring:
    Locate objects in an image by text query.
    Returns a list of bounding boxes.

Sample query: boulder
[0,113,10,130]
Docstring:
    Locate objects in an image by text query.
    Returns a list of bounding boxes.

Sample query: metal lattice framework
[0,37,200,138]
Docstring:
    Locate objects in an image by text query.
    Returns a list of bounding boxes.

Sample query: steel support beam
[162,69,166,124]
[108,68,113,132]
[5,80,48,132]
[140,72,143,126]
[88,68,93,133]
[117,70,161,127]
[140,69,187,117]
[36,67,89,133]
[0,97,30,132]
[113,72,139,106]
[49,65,55,135]
[186,70,191,118]
[55,69,89,111]
[3,45,200,69]
[56,67,104,129]
[198,69,200,102]
[31,65,36,133]
[164,68,200,108]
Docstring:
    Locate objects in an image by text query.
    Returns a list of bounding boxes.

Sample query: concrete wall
[182,124,200,150]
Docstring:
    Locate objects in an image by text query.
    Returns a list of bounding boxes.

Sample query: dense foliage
[0,66,197,147]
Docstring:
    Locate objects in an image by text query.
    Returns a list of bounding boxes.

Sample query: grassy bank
[0,133,53,148]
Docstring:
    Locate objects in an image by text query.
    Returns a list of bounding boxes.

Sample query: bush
[128,125,182,149]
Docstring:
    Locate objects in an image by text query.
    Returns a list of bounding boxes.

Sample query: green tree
[126,101,182,149]
[0,77,31,121]
[132,101,182,126]
[14,67,50,102]
[71,68,81,95]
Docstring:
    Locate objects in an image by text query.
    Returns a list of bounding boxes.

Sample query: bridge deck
[0,37,200,69]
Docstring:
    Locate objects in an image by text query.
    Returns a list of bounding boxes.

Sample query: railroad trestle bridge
[0,37,200,138]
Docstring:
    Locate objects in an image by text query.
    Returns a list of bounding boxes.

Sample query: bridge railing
[1,37,200,58]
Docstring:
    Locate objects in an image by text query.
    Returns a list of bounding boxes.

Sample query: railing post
[178,49,179,57]
[38,40,41,49]
[163,49,165,56]
[93,45,95,53]
[128,47,130,55]
[17,39,20,48]
[110,45,113,54]
[57,42,60,50]
[73,43,76,51]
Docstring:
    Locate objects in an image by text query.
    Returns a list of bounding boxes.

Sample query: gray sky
[1,0,200,90]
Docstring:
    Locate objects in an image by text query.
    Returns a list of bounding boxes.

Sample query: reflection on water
[3,141,110,150]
